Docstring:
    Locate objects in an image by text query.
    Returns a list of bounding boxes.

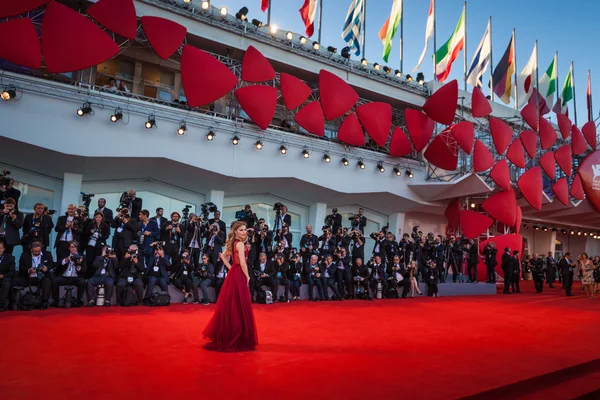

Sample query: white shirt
[30,255,42,277]
[62,258,78,278]
[60,216,74,242]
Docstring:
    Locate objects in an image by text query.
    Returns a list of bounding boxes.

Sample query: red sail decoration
[356,102,392,148]
[337,113,365,146]
[0,19,41,69]
[424,135,458,171]
[480,234,523,277]
[449,121,474,154]
[552,178,569,206]
[473,140,494,172]
[482,190,517,226]
[459,210,494,239]
[539,152,556,180]
[319,70,359,120]
[141,16,187,60]
[0,0,50,18]
[556,113,572,139]
[520,102,539,131]
[294,101,325,136]
[506,140,526,168]
[489,117,513,155]
[389,127,414,157]
[517,167,543,211]
[404,109,434,152]
[88,0,138,40]
[571,174,585,201]
[280,73,312,110]
[515,206,522,234]
[181,45,238,107]
[422,79,458,125]
[471,86,492,117]
[241,45,276,82]
[539,118,558,150]
[582,121,597,150]
[577,150,600,212]
[555,144,573,177]
[572,125,588,155]
[519,130,538,159]
[444,198,461,228]
[234,86,278,130]
[490,160,511,191]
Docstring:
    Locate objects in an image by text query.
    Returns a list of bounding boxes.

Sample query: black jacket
[0,253,16,278]
[254,259,275,277]
[484,247,498,267]
[55,254,87,277]
[145,256,170,279]
[559,257,575,274]
[469,245,479,265]
[128,198,143,222]
[22,214,54,248]
[96,208,114,226]
[117,256,145,280]
[18,251,54,279]
[194,262,215,281]
[111,218,137,249]
[54,215,84,246]
[0,210,23,245]
[203,230,226,254]
[92,256,118,279]
[83,222,110,249]
[501,252,512,272]
[352,264,369,279]
[208,218,227,234]
[330,213,342,234]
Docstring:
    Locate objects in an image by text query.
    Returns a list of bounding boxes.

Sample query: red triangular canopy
[582,121,597,150]
[471,86,492,117]
[424,135,458,171]
[489,117,513,155]
[241,45,276,82]
[519,130,538,159]
[405,109,434,152]
[555,144,573,177]
[459,210,494,239]
[539,152,556,180]
[539,117,558,150]
[517,167,543,211]
[473,140,494,172]
[294,101,325,136]
[571,174,585,201]
[449,121,475,154]
[490,160,511,191]
[423,79,458,125]
[389,127,414,157]
[572,125,588,155]
[506,140,526,168]
[482,190,517,226]
[552,178,569,206]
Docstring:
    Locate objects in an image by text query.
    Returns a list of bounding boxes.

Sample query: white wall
[404,212,447,237]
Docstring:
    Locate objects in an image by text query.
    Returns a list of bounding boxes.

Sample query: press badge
[183,270,188,275]
[100,269,106,275]
[153,266,159,272]
[127,277,134,283]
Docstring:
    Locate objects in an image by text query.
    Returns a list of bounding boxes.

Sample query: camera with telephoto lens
[323,214,334,231]
[128,250,138,259]
[182,205,192,221]
[273,202,283,212]
[80,192,95,211]
[200,202,217,220]
[117,191,132,212]
[152,242,165,251]
[44,206,56,216]
[104,247,116,257]
[0,170,10,188]
[70,253,83,264]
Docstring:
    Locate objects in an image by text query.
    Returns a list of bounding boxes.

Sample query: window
[96,58,135,89]
[141,64,175,100]
[341,213,380,250]
[12,182,54,213]
[555,239,563,259]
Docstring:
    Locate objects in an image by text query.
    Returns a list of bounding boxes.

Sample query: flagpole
[318,0,323,43]
[555,51,560,112]
[535,40,540,122]
[572,62,578,126]
[589,70,593,122]
[489,16,494,101]
[362,0,367,58]
[433,0,437,81]
[400,0,404,73]
[513,29,518,111]
[267,0,271,26]
[463,2,467,92]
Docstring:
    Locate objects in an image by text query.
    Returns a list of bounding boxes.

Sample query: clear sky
[214,0,598,124]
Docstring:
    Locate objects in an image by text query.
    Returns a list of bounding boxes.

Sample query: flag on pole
[342,0,366,56]
[261,0,269,12]
[434,8,465,82]
[466,20,491,87]
[537,56,557,114]
[515,43,537,106]
[561,64,574,113]
[299,0,319,37]
[378,0,402,63]
[413,0,434,72]
[587,71,593,122]
[492,35,515,104]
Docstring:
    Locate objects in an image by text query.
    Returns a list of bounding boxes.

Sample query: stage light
[552,227,557,232]
[206,130,215,140]
[231,135,240,145]
[286,31,293,41]
[578,231,582,235]
[252,19,263,27]
[377,163,385,173]
[406,74,413,82]
[110,108,123,122]
[406,169,413,178]
[584,232,588,236]
[184,0,192,3]
[177,121,187,136]
[313,41,320,50]
[342,157,349,166]
[269,25,278,35]
[533,225,539,230]
[1,87,16,101]
[395,70,402,77]
[373,63,380,71]
[255,140,263,150]
[542,226,547,232]
[570,230,575,235]
[327,46,337,54]
[201,1,210,10]
[302,148,310,158]
[145,115,156,129]
[383,66,391,74]
[416,72,425,85]
[341,47,351,59]
[299,36,307,45]
[357,160,365,169]
[561,229,567,234]
[77,102,92,116]
[219,6,228,16]
[393,167,401,176]
[323,154,331,163]
[361,58,368,66]
[279,144,287,154]
[235,7,248,21]
[470,203,476,209]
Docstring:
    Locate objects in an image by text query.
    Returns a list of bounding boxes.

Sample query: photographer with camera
[325,208,342,234]
[274,254,291,302]
[304,254,325,301]
[208,210,227,235]
[86,245,118,307]
[136,210,161,268]
[384,232,399,264]
[318,228,336,258]
[273,204,291,233]
[118,190,142,222]
[350,230,365,266]
[172,249,196,304]
[445,236,463,283]
[426,260,440,297]
[287,251,303,301]
[192,253,214,305]
[161,211,184,267]
[0,172,21,210]
[115,245,145,306]
[397,233,414,266]
[204,222,225,267]
[13,241,54,310]
[433,236,445,283]
[467,239,479,283]
[483,242,498,284]
[368,254,388,299]
[143,244,170,305]
[335,248,353,299]
[22,203,54,251]
[0,241,15,312]
[299,225,319,263]
[351,258,370,299]
[254,223,273,259]
[84,212,110,279]
[52,241,86,307]
[185,213,206,267]
[386,255,406,298]
[111,210,136,260]
[335,227,351,253]
[95,198,113,226]
[321,254,343,301]
[54,204,83,262]
[252,252,277,302]
[370,228,390,264]
[0,198,23,255]
[348,208,367,233]
[274,225,293,252]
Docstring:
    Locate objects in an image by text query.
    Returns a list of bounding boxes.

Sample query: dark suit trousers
[468,262,478,282]
[275,276,290,300]
[11,276,52,302]
[53,276,85,302]
[562,271,574,295]
[321,276,342,299]
[174,276,193,294]
[0,277,11,307]
[369,278,388,298]
[307,276,324,299]
[353,278,370,297]
[192,278,212,301]
[56,241,70,265]
[255,276,277,298]
[502,269,512,293]
[487,264,496,283]
[533,275,544,293]
[144,276,167,298]
[87,277,115,302]
[510,273,520,293]
[546,266,556,285]
[335,268,353,297]
[116,278,144,304]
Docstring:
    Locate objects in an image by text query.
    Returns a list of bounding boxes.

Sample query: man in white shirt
[52,241,86,307]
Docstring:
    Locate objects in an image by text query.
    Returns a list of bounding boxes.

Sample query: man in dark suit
[545,251,557,288]
[253,252,277,301]
[330,208,342,235]
[22,203,54,251]
[467,240,479,283]
[115,245,145,306]
[510,250,522,293]
[274,254,291,302]
[152,208,168,229]
[111,211,136,260]
[193,252,215,305]
[281,205,292,228]
[54,204,83,262]
[304,254,325,301]
[300,225,319,263]
[501,247,512,294]
[121,190,142,222]
[370,230,389,264]
[484,242,498,283]
[13,241,54,309]
[204,222,225,267]
[136,210,160,268]
[161,211,184,267]
[143,246,170,305]
[87,246,118,307]
[530,254,545,293]
[0,241,15,311]
[352,257,370,299]
[208,210,227,234]
[368,254,388,298]
[1,178,21,210]
[96,198,113,226]
[321,255,343,301]
[0,198,23,254]
[559,252,575,296]
[52,240,86,307]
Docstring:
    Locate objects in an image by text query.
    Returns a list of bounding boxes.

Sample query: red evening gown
[202,241,258,352]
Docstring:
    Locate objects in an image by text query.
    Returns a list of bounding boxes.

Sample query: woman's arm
[236,241,250,281]
[219,250,232,270]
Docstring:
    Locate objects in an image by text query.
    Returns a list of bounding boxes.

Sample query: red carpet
[1,282,599,400]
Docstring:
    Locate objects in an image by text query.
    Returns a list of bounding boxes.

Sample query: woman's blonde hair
[226,221,247,255]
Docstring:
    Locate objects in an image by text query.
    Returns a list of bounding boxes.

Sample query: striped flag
[299,0,318,37]
[413,0,434,72]
[466,19,491,87]
[561,64,574,110]
[537,55,557,114]
[492,35,515,104]
[435,7,465,82]
[261,0,269,12]
[588,71,593,122]
[515,43,537,106]
[342,0,365,56]
[378,0,402,63]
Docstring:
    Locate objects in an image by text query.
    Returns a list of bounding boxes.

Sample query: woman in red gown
[202,221,258,352]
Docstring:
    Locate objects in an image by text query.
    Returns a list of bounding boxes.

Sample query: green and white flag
[378,0,402,63]
[562,64,574,109]
[537,55,557,113]
[434,7,465,82]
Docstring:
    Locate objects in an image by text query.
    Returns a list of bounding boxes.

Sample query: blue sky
[216,0,598,124]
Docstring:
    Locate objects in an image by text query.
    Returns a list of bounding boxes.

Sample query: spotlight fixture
[269,25,278,34]
[533,225,539,230]
[393,167,401,176]
[323,154,331,163]
[235,7,248,21]
[377,163,385,173]
[286,31,293,41]
[1,87,16,101]
[327,46,337,54]
[416,72,425,85]
[542,226,548,232]
[231,135,240,145]
[206,130,215,140]
[357,160,365,170]
[552,227,557,232]
[570,230,575,235]
[255,140,263,150]
[361,58,368,66]
[219,6,228,16]
[584,232,588,236]
[299,36,307,45]
[406,74,413,82]
[184,0,192,3]
[252,19,263,28]
[201,1,210,10]
[523,224,529,229]
[177,121,187,136]
[383,66,391,74]
[110,108,123,122]
[406,169,413,178]
[342,157,349,166]
[470,203,476,209]
[302,149,310,159]
[312,41,320,50]
[561,229,567,234]
[341,47,351,59]
[145,115,156,129]
[279,144,287,154]
[77,102,92,116]
[373,63,380,71]
[578,231,582,236]
[395,70,402,77]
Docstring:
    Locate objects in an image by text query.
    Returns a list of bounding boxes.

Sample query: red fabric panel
[42,2,120,73]
[519,130,538,159]
[459,210,493,239]
[422,79,458,125]
[577,150,600,212]
[482,190,517,226]
[319,70,358,120]
[241,45,276,83]
[571,173,585,201]
[356,102,392,147]
[555,144,573,177]
[142,16,187,60]
[556,113,572,139]
[572,125,588,155]
[424,135,458,171]
[539,152,556,180]
[234,86,277,130]
[582,121,597,150]
[489,117,513,155]
[471,86,492,118]
[0,19,41,69]
[515,206,522,234]
[450,121,474,154]
[181,45,238,108]
[444,198,461,228]
[517,167,543,211]
[490,160,511,191]
[405,109,434,152]
[337,113,365,146]
[479,234,523,277]
[520,102,539,131]
[87,0,138,40]
[389,127,414,157]
[552,178,569,206]
[539,117,558,150]
[280,73,312,110]
[0,0,49,18]
[473,140,494,172]
[294,101,325,136]
[506,140,526,168]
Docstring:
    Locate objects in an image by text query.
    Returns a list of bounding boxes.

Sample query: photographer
[287,251,303,301]
[274,254,291,302]
[84,212,110,278]
[398,233,414,266]
[321,255,343,301]
[204,223,225,267]
[137,210,161,268]
[426,260,440,297]
[318,228,335,258]
[95,198,113,226]
[172,249,195,304]
[208,210,227,234]
[118,190,142,222]
[213,258,228,303]
[52,241,86,307]
[370,229,389,264]
[327,208,342,234]
[274,225,293,252]
[86,245,118,307]
[273,204,291,232]
[299,225,319,264]
[0,241,15,312]
[13,241,54,310]
[0,198,23,254]
[446,236,463,283]
[348,208,367,233]
[368,254,388,299]
[335,248,353,299]
[335,227,351,253]
[22,203,54,251]
[351,258,370,300]
[273,239,289,260]
[510,250,522,294]
[111,211,136,260]
[483,242,498,283]
[530,253,545,293]
[433,236,446,284]
[501,247,512,294]
[143,245,170,305]
[254,224,273,259]
[0,174,21,208]
[161,212,184,267]
[192,253,214,305]
[252,252,277,302]
[387,255,408,299]
[467,239,479,283]
[304,254,325,301]
[350,230,365,266]
[185,213,206,267]
[152,207,167,229]
[115,245,144,306]
[384,232,399,267]
[54,204,83,262]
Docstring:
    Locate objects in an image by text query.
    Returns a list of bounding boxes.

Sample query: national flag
[466,20,491,87]
[515,43,537,106]
[587,71,593,122]
[378,0,402,63]
[527,88,550,115]
[413,0,434,72]
[342,0,365,56]
[434,7,465,82]
[261,0,269,12]
[537,56,557,114]
[562,64,574,110]
[492,35,515,104]
[299,0,319,37]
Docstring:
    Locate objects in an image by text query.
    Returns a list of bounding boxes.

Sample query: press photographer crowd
[1,177,599,311]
